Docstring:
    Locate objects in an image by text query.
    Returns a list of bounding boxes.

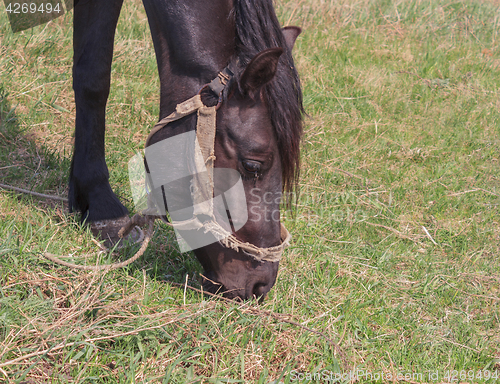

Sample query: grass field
[1,0,500,382]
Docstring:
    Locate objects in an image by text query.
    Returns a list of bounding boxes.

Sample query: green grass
[1,0,499,382]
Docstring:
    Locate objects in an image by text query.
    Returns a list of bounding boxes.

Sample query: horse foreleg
[69,0,127,222]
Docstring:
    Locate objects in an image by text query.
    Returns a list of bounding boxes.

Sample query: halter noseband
[143,67,291,263]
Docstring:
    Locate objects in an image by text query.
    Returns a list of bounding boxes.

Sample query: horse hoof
[90,215,144,250]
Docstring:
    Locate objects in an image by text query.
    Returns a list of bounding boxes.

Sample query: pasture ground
[1,0,499,382]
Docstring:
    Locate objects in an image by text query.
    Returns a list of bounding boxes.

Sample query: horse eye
[242,160,261,174]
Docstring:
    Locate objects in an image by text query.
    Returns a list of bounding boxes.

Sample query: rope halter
[143,67,291,263]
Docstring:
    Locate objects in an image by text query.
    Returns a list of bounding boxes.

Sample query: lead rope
[0,182,154,271]
[43,216,154,271]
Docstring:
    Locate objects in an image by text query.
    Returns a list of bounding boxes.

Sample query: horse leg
[69,0,127,222]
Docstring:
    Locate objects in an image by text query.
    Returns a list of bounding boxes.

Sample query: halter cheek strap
[143,69,291,263]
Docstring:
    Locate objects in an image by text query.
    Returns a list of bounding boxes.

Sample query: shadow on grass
[0,83,70,202]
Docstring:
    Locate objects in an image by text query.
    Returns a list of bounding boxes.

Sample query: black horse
[69,0,303,300]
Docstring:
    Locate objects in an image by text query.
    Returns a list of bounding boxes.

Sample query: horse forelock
[232,0,304,199]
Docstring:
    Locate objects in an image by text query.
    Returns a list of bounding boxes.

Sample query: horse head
[145,27,302,300]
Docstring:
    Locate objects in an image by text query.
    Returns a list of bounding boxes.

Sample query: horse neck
[142,0,235,118]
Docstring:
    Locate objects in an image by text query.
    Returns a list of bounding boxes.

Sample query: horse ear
[239,47,283,98]
[282,26,301,51]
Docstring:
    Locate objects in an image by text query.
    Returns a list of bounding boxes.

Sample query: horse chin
[194,243,279,301]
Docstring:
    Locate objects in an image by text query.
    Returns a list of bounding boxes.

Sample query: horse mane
[232,0,304,198]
